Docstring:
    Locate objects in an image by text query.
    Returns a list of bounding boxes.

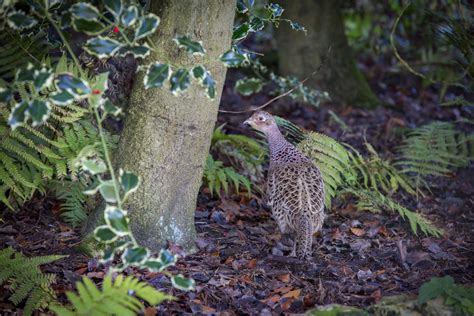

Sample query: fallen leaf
[282,289,301,299]
[350,227,366,236]
[248,258,257,269]
[277,274,290,283]
[280,297,293,311]
[144,307,157,316]
[274,287,292,294]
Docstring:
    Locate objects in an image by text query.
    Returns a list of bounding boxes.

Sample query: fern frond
[0,248,64,316]
[344,189,443,237]
[49,179,90,226]
[51,275,174,316]
[203,155,252,197]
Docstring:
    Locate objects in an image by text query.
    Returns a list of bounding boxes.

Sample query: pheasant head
[243,111,279,136]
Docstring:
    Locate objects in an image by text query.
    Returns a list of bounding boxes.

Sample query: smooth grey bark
[84,0,236,252]
[275,0,379,108]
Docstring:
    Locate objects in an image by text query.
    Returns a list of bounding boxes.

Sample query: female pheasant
[244,111,325,260]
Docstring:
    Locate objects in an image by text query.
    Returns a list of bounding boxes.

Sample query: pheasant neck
[266,125,288,161]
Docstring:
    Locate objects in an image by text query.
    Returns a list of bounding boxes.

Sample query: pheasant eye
[258,116,265,121]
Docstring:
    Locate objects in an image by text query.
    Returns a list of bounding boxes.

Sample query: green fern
[298,131,351,208]
[203,155,251,197]
[396,121,472,179]
[50,275,173,316]
[344,188,443,237]
[0,247,64,316]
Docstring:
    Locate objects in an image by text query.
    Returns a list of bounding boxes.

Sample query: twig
[218,46,331,114]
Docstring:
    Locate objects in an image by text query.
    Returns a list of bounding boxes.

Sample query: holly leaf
[94,225,118,243]
[33,68,54,91]
[249,17,265,32]
[103,0,123,19]
[104,205,129,235]
[56,73,91,97]
[169,68,190,95]
[84,36,123,59]
[174,35,205,55]
[70,3,105,35]
[97,179,118,203]
[144,63,170,89]
[122,246,150,265]
[119,169,140,198]
[135,13,160,40]
[121,6,138,27]
[232,23,250,42]
[81,158,107,175]
[144,259,165,272]
[171,274,195,291]
[8,101,29,130]
[102,99,122,116]
[0,87,12,103]
[117,44,151,59]
[159,249,177,269]
[235,77,263,96]
[15,63,35,83]
[267,3,284,18]
[289,21,306,33]
[7,10,37,30]
[50,90,75,106]
[28,99,51,127]
[220,49,247,67]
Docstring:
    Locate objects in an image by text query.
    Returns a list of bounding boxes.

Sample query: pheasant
[244,111,325,260]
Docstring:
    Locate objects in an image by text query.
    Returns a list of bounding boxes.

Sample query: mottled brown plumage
[244,111,325,260]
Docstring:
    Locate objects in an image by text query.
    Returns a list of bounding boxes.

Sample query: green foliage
[50,274,174,316]
[0,248,64,316]
[396,122,473,180]
[211,126,266,183]
[344,188,443,237]
[307,304,367,316]
[418,276,474,315]
[298,132,350,208]
[203,155,252,197]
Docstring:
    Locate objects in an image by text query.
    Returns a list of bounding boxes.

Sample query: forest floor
[1,58,473,315]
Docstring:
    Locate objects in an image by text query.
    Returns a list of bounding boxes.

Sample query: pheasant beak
[243,119,252,128]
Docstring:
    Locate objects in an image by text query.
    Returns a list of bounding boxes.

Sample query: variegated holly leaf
[232,23,250,42]
[94,225,118,243]
[144,63,170,89]
[235,77,263,96]
[191,65,216,99]
[81,158,107,175]
[144,259,165,272]
[249,17,264,32]
[119,169,140,198]
[159,249,177,268]
[121,6,138,27]
[0,87,12,103]
[117,44,150,59]
[170,68,190,95]
[7,10,37,30]
[220,49,247,67]
[70,3,105,35]
[171,274,195,291]
[15,64,35,82]
[122,246,150,265]
[236,0,254,13]
[28,99,51,126]
[50,90,75,106]
[191,65,205,80]
[98,179,118,203]
[100,246,116,263]
[33,68,54,91]
[84,36,123,59]
[103,0,123,19]
[102,99,122,116]
[289,21,306,33]
[174,35,205,55]
[60,11,72,29]
[135,13,160,40]
[267,3,284,18]
[56,73,91,97]
[104,205,129,235]
[8,101,29,130]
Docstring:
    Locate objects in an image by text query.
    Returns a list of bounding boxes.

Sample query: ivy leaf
[174,35,205,55]
[119,169,140,198]
[7,10,37,30]
[28,99,51,127]
[121,6,138,27]
[94,225,118,243]
[117,44,151,59]
[0,87,12,103]
[56,74,91,97]
[98,179,118,203]
[81,158,107,175]
[15,64,35,82]
[103,0,123,19]
[84,36,123,59]
[102,99,122,116]
[122,246,150,265]
[171,274,195,291]
[135,13,160,40]
[8,101,29,130]
[232,23,250,42]
[104,205,129,235]
[235,77,263,96]
[144,63,170,89]
[169,68,190,95]
[220,49,247,67]
[50,90,75,106]
[33,68,54,91]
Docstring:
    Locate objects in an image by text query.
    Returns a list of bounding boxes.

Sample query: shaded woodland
[0,0,473,315]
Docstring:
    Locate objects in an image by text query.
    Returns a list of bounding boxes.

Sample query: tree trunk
[84,0,236,252]
[275,0,379,108]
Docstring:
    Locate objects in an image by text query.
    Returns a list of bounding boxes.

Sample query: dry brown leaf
[277,273,290,283]
[282,289,301,299]
[350,227,366,236]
